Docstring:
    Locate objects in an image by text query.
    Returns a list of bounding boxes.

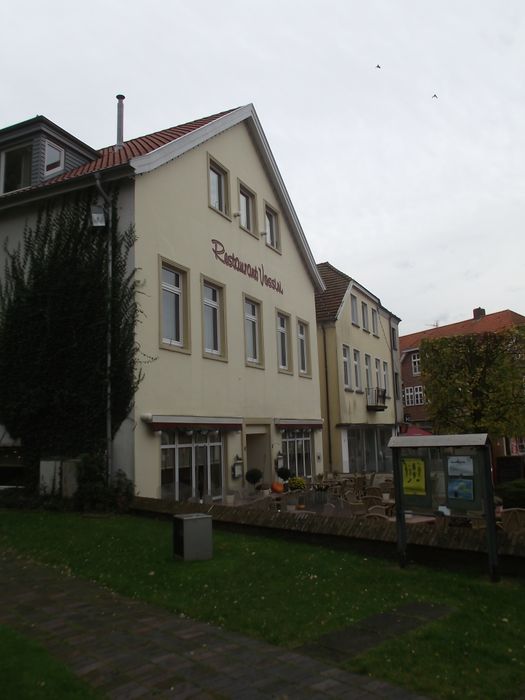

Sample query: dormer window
[1,144,32,194]
[44,141,64,176]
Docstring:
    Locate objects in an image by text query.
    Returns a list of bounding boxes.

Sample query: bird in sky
[432,94,438,98]
[376,64,381,68]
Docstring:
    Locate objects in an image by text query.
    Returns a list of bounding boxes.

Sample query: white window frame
[208,156,229,216]
[353,349,362,390]
[244,297,262,365]
[264,204,280,250]
[404,386,415,406]
[342,344,351,389]
[364,354,372,388]
[361,302,369,331]
[160,258,189,352]
[202,279,226,358]
[371,308,379,336]
[239,182,256,235]
[297,320,310,375]
[276,312,291,371]
[44,140,64,176]
[414,385,424,405]
[375,358,382,388]
[0,144,32,194]
[350,294,359,325]
[383,361,389,396]
[412,351,421,375]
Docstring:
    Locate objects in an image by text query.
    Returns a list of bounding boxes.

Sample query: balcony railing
[366,387,387,411]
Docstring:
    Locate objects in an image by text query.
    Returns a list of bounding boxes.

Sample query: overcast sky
[2,0,524,334]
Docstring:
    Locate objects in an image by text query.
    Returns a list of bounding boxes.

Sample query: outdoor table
[388,515,436,525]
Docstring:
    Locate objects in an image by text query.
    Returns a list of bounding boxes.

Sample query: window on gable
[208,157,229,216]
[362,302,369,331]
[391,326,398,350]
[239,184,256,234]
[371,308,379,336]
[265,205,280,250]
[161,260,189,351]
[350,294,359,325]
[44,140,64,176]
[1,144,32,194]
[412,351,421,375]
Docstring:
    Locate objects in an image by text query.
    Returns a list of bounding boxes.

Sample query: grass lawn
[1,510,525,700]
[0,624,101,699]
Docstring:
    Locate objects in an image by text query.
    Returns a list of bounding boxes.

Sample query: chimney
[473,307,486,320]
[115,94,125,149]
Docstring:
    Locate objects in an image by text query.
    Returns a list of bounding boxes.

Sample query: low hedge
[495,479,525,508]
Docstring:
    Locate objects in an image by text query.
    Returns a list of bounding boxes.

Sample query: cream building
[0,102,325,499]
[315,262,402,474]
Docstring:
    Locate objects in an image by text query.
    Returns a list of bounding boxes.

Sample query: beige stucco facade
[317,276,401,474]
[131,122,323,498]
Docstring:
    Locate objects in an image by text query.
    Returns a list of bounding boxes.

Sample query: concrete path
[0,552,428,699]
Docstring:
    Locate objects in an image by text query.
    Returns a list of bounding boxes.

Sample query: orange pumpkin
[271,481,284,493]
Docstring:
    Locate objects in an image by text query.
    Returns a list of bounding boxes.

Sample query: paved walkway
[0,553,428,699]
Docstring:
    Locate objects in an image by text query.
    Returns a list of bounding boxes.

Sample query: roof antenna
[115,94,125,149]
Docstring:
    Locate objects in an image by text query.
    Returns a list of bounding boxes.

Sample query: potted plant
[245,468,263,491]
[277,466,291,490]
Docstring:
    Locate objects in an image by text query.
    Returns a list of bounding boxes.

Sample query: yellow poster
[402,457,426,496]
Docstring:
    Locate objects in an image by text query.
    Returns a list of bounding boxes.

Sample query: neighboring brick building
[400,307,525,441]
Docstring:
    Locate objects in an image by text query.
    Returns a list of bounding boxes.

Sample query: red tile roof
[49,108,236,185]
[315,262,352,322]
[400,310,525,351]
[0,109,236,199]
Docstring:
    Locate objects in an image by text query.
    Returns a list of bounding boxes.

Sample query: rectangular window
[277,312,291,371]
[208,157,229,215]
[244,298,261,365]
[342,344,351,389]
[353,349,362,390]
[394,372,401,400]
[371,308,379,336]
[383,361,389,395]
[297,320,310,375]
[391,326,398,350]
[414,385,425,405]
[44,140,64,175]
[1,144,32,194]
[375,358,382,388]
[265,205,280,250]
[362,302,369,331]
[404,386,415,406]
[282,429,312,478]
[239,184,255,233]
[365,354,372,388]
[412,351,421,375]
[350,294,359,325]
[160,259,189,351]
[202,280,225,357]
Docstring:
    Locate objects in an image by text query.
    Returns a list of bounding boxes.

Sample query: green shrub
[277,466,291,481]
[288,476,306,491]
[495,479,525,508]
[74,453,134,512]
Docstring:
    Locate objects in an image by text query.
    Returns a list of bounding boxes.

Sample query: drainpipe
[388,312,399,434]
[94,172,113,483]
[322,324,333,468]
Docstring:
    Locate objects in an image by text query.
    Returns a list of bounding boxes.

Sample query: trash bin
[173,513,213,561]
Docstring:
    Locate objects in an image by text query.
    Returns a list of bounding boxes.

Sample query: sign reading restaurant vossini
[211,239,284,294]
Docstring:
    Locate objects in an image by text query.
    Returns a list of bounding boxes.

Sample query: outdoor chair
[365,512,389,521]
[501,508,525,536]
[365,486,383,498]
[362,495,384,510]
[347,500,367,516]
[368,505,387,516]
